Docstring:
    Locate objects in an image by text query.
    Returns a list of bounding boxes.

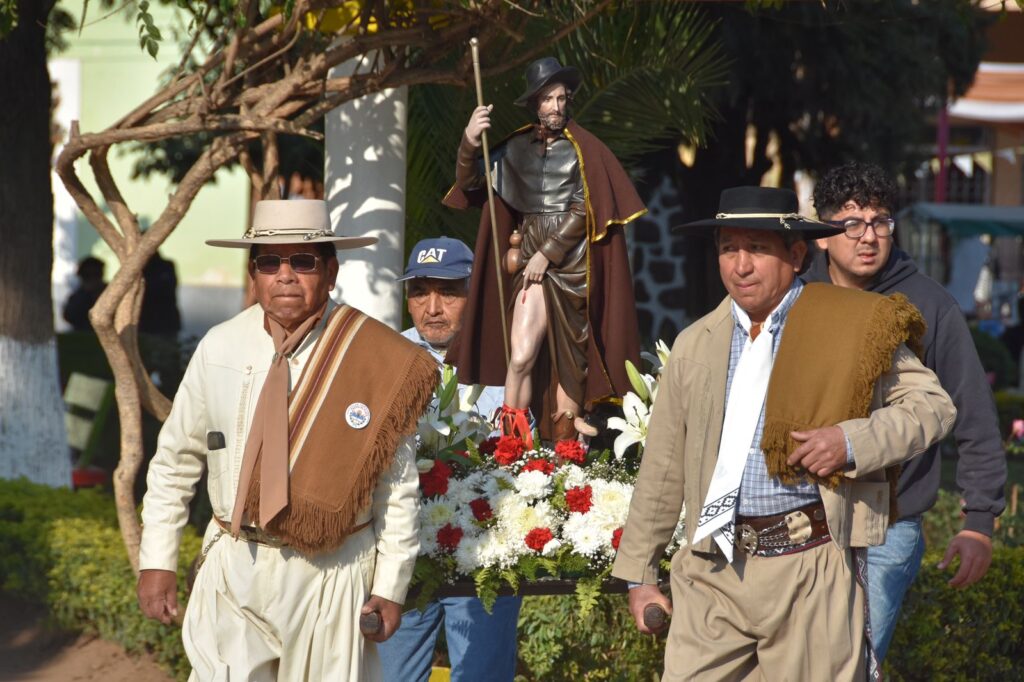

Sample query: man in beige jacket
[612,187,956,681]
[137,200,434,681]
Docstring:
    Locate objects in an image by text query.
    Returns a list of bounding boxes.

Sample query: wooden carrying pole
[469,37,510,365]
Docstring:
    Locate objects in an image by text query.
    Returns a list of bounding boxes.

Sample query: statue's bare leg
[504,282,548,408]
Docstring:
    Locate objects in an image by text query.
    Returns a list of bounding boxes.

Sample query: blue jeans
[378,595,522,682]
[866,516,925,662]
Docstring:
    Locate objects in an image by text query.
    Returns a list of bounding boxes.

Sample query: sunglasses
[252,253,321,274]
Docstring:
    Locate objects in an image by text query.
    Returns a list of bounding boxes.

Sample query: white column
[50,58,82,333]
[324,55,407,330]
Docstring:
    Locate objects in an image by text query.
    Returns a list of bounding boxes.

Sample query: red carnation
[478,436,500,456]
[565,485,593,514]
[522,458,555,475]
[525,527,554,552]
[494,436,526,466]
[437,523,463,553]
[469,497,493,522]
[419,460,452,498]
[555,439,586,464]
[611,527,623,550]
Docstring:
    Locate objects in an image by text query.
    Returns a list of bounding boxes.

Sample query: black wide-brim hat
[676,186,843,240]
[514,57,582,107]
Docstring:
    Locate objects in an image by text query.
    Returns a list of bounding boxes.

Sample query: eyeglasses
[826,217,896,240]
[252,253,321,274]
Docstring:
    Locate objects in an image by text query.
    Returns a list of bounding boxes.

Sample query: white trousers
[183,526,381,681]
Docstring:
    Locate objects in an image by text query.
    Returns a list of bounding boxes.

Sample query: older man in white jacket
[136,200,436,681]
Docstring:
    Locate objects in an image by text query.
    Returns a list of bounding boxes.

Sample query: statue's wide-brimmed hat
[514,57,582,106]
[206,200,378,249]
[675,187,843,240]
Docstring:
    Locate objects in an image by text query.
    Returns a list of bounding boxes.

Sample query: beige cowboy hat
[206,199,378,249]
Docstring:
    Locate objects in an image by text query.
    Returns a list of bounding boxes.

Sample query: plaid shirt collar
[730,278,805,339]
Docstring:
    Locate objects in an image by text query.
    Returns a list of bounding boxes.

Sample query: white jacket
[139,303,421,603]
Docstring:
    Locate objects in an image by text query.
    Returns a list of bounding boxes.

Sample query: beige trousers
[183,526,381,681]
[664,542,866,682]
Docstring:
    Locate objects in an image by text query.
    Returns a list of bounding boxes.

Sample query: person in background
[379,236,521,682]
[63,256,106,332]
[805,162,1007,662]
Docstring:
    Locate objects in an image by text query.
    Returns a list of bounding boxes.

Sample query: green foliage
[686,0,989,180]
[0,479,200,681]
[0,0,18,37]
[516,593,663,681]
[923,489,1023,551]
[886,547,1024,681]
[137,0,162,58]
[970,325,1017,391]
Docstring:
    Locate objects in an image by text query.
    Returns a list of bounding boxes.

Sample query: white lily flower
[606,391,650,459]
[458,384,485,413]
[655,339,671,369]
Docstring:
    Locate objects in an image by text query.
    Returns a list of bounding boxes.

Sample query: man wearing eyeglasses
[136,200,436,680]
[805,162,1007,662]
[377,236,521,682]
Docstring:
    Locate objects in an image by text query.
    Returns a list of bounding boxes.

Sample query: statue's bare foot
[574,416,598,438]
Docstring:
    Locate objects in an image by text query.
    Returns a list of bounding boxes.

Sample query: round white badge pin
[346,402,371,429]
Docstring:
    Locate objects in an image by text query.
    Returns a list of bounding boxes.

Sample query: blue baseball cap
[397,237,474,281]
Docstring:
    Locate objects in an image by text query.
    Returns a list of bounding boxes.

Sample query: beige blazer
[612,296,956,585]
[139,303,421,604]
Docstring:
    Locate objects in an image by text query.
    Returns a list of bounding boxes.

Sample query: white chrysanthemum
[562,511,611,557]
[514,470,552,500]
[455,527,522,573]
[447,473,486,507]
[498,497,558,541]
[559,464,588,489]
[453,533,483,573]
[483,468,516,497]
[419,528,440,557]
[589,479,633,528]
[420,498,456,531]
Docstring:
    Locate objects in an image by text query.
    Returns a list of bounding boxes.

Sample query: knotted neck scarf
[230,302,327,535]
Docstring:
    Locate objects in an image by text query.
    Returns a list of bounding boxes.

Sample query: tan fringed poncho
[242,304,439,555]
[761,283,926,516]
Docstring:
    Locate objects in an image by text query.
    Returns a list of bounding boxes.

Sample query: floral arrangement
[411,344,683,613]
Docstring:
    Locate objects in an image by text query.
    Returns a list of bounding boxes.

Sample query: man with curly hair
[805,162,1007,661]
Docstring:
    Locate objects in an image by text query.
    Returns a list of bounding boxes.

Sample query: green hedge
[886,547,1024,681]
[0,479,198,680]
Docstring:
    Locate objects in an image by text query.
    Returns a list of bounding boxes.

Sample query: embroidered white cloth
[691,306,776,562]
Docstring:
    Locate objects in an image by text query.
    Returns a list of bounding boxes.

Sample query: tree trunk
[0,0,70,488]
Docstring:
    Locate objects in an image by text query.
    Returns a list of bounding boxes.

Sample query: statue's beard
[538,111,566,133]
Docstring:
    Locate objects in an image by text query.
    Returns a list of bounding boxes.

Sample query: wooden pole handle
[468,37,510,365]
[359,610,382,636]
[642,603,669,633]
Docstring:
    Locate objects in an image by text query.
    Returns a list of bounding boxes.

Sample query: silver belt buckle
[735,523,758,554]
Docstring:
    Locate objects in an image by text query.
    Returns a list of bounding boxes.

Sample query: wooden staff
[469,37,510,365]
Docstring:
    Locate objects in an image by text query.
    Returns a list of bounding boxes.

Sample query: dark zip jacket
[805,249,1006,534]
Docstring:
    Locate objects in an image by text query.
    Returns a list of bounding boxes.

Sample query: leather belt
[214,518,372,549]
[734,501,830,558]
